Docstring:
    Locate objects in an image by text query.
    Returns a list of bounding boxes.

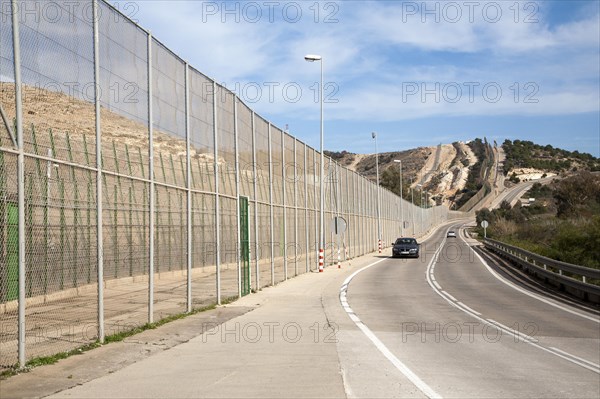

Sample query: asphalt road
[342,224,600,398]
[486,176,557,210]
[5,222,598,398]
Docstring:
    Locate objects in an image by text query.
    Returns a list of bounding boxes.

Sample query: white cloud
[109,0,600,126]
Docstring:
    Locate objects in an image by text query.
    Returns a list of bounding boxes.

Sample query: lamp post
[416,184,424,235]
[410,179,415,237]
[372,132,381,252]
[393,159,403,236]
[304,54,324,272]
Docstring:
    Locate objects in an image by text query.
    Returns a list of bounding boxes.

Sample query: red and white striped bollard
[318,248,324,272]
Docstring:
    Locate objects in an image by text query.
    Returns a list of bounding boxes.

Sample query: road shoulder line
[340,258,443,399]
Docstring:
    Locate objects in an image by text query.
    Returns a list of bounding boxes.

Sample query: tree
[380,168,400,195]
[380,167,411,201]
[499,200,511,211]
[553,172,600,218]
[476,208,496,225]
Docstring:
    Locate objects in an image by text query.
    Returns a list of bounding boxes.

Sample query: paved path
[1,252,379,398]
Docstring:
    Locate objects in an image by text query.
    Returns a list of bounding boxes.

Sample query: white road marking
[426,227,600,375]
[459,232,599,323]
[550,347,600,369]
[340,258,443,399]
[441,291,457,302]
[456,302,481,316]
[487,319,538,343]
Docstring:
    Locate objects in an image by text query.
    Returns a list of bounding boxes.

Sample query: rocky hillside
[502,139,599,182]
[326,140,482,206]
[328,138,598,208]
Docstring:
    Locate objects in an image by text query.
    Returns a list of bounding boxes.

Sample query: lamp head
[304,54,322,62]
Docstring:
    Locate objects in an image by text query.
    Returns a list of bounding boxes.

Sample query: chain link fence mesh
[0,0,459,368]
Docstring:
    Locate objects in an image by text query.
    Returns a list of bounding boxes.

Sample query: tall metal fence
[0,0,454,368]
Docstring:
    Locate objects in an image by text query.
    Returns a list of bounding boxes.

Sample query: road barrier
[483,239,600,304]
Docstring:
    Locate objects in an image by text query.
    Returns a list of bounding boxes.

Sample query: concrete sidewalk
[0,252,382,399]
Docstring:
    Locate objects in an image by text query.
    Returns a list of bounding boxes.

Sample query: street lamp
[372,132,381,252]
[304,54,324,272]
[393,159,403,236]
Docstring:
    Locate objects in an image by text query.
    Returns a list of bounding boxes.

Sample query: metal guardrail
[483,238,600,303]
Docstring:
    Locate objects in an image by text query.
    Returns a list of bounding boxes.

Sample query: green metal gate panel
[239,197,250,296]
[6,203,18,301]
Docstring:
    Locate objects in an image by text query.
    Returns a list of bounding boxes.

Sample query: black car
[392,237,420,258]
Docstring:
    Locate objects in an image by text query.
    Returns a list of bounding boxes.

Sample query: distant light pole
[372,132,382,252]
[304,54,325,272]
[410,179,415,237]
[393,159,403,236]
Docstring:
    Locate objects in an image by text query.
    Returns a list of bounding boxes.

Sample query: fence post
[9,0,27,368]
[213,81,221,305]
[91,0,105,344]
[282,132,287,280]
[313,149,318,270]
[251,111,259,290]
[184,63,192,312]
[304,144,309,273]
[234,96,241,298]
[347,166,351,260]
[268,124,274,285]
[293,138,298,276]
[358,174,363,255]
[147,31,155,322]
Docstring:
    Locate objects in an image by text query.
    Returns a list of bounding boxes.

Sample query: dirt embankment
[0,83,215,162]
[411,142,479,204]
[347,147,433,186]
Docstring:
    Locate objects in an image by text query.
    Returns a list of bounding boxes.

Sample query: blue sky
[113,0,600,156]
